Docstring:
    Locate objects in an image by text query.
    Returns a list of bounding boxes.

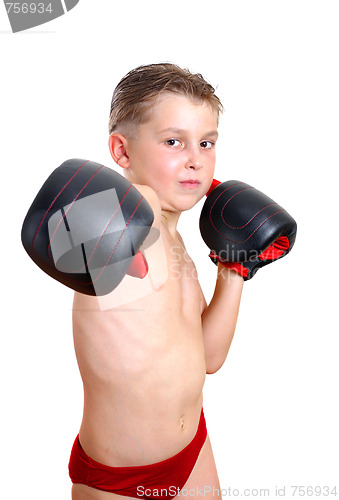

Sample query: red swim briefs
[69,408,207,499]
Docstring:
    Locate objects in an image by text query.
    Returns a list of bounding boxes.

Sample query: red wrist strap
[209,252,248,278]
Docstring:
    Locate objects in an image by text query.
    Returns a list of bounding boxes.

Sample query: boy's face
[123,93,218,214]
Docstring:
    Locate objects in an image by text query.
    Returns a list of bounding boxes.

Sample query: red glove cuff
[206,179,221,197]
[258,236,290,261]
[126,250,149,278]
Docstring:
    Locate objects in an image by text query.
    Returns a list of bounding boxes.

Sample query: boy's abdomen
[73,297,206,467]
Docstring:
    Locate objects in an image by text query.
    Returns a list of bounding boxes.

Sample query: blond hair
[108,63,223,136]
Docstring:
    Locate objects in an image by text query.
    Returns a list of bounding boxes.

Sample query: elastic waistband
[75,408,206,471]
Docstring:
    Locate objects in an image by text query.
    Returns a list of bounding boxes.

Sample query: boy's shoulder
[133,183,162,230]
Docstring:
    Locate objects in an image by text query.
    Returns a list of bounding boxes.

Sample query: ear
[108,133,130,169]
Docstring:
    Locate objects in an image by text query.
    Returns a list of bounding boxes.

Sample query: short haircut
[108,63,223,136]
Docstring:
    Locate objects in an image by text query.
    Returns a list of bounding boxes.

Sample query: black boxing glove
[199,179,297,280]
[21,159,156,295]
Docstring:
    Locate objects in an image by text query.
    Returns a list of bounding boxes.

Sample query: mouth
[179,180,201,189]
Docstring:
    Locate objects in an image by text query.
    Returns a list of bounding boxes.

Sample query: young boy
[69,64,244,499]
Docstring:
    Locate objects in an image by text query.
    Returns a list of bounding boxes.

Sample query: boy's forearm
[202,264,244,374]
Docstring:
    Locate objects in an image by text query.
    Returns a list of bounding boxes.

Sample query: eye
[165,139,181,147]
[200,141,214,149]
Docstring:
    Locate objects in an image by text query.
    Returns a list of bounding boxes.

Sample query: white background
[1,0,338,498]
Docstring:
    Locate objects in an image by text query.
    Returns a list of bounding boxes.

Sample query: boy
[69,63,244,499]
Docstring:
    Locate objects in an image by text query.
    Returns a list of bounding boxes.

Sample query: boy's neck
[161,209,181,238]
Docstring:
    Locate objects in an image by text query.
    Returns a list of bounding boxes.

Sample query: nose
[185,146,203,170]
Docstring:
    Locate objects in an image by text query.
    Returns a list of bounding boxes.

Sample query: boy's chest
[162,234,205,317]
[72,233,206,383]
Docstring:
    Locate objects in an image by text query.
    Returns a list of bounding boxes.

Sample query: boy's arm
[201,265,243,374]
[199,178,297,373]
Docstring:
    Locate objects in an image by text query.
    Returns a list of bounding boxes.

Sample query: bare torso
[72,221,207,469]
